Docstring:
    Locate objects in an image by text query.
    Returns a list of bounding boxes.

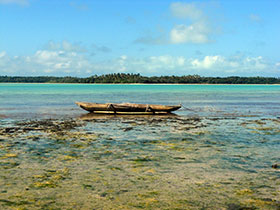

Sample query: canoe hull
[76,102,181,114]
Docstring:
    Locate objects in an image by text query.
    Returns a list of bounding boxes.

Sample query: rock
[272,164,278,169]
[123,127,133,132]
[5,127,15,133]
[227,203,252,210]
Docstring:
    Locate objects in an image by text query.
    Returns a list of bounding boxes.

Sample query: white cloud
[120,55,127,60]
[169,2,212,44]
[170,22,210,44]
[0,49,279,77]
[118,55,127,71]
[0,51,7,58]
[170,2,203,20]
[191,56,225,69]
[101,55,187,74]
[103,55,278,76]
[0,0,28,6]
[0,50,91,76]
[188,55,273,76]
[244,56,267,70]
[134,2,214,45]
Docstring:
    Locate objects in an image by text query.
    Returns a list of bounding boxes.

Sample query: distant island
[1,73,280,84]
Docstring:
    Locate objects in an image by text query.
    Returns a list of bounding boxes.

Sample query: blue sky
[0,0,279,77]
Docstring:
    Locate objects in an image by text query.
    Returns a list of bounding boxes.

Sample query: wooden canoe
[75,102,181,114]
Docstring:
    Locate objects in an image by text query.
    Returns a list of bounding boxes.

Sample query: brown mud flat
[0,116,280,209]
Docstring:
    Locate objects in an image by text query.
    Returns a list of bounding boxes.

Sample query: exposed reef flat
[0,115,280,209]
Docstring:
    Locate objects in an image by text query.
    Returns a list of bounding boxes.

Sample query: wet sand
[0,114,280,209]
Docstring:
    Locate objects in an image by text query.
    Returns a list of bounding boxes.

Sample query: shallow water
[1,83,280,118]
[0,84,280,209]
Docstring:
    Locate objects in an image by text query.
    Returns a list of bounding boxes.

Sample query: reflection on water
[0,115,280,209]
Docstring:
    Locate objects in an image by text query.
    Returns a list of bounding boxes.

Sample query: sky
[0,0,280,77]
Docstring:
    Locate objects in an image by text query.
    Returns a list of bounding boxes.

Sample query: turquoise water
[1,83,280,209]
[1,83,280,118]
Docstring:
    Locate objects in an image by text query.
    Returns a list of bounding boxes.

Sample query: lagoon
[0,84,280,209]
[1,83,280,118]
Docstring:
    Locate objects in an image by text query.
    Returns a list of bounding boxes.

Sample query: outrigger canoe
[76,102,181,114]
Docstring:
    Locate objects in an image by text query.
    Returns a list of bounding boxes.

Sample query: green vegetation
[1,73,280,84]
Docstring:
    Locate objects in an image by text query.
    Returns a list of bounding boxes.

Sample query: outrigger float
[75,102,181,115]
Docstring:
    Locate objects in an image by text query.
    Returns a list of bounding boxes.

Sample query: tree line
[0,73,280,84]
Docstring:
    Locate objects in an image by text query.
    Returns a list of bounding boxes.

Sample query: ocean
[1,83,280,118]
[0,83,280,209]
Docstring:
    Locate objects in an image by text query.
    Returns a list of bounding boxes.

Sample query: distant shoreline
[1,82,280,85]
[1,73,280,84]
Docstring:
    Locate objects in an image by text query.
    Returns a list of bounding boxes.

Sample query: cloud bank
[0,48,279,77]
[0,50,91,76]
